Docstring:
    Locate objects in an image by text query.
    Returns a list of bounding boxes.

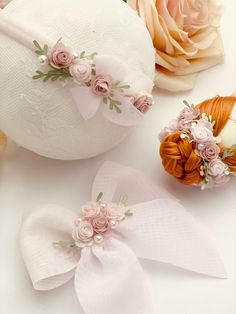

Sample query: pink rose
[69,59,92,84]
[92,214,110,234]
[198,143,220,161]
[208,159,226,177]
[198,116,214,131]
[133,94,153,113]
[80,202,100,219]
[191,126,213,144]
[178,107,200,129]
[213,174,231,187]
[101,203,124,222]
[91,75,113,97]
[50,43,74,69]
[159,118,179,141]
[72,221,94,242]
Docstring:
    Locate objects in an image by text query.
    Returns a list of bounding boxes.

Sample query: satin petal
[70,86,101,120]
[102,95,144,126]
[95,54,128,83]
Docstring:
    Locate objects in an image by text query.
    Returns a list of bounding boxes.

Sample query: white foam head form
[0,0,155,160]
[220,103,236,147]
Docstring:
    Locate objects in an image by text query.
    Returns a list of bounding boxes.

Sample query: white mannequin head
[0,0,155,160]
[220,102,236,147]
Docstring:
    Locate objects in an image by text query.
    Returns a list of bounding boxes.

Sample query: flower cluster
[159,101,234,189]
[54,193,133,249]
[32,40,153,115]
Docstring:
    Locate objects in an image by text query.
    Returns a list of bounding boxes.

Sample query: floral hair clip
[31,39,154,124]
[21,162,226,314]
[159,100,236,189]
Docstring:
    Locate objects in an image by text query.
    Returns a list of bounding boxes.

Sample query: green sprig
[33,40,49,56]
[32,68,71,82]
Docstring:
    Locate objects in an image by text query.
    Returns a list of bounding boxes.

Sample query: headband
[0,9,154,126]
[20,162,226,314]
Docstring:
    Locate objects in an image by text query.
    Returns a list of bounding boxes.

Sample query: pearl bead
[75,217,82,225]
[72,51,79,58]
[38,55,48,64]
[110,220,118,229]
[100,203,107,209]
[94,234,104,244]
[180,133,186,139]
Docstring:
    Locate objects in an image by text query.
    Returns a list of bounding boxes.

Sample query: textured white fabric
[75,238,154,314]
[0,0,155,160]
[20,162,226,314]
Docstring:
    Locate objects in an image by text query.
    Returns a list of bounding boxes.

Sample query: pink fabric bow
[20,162,226,314]
[70,55,154,126]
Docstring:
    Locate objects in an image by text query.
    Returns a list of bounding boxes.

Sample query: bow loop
[20,205,80,290]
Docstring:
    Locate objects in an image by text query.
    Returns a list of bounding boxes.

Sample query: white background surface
[0,1,236,314]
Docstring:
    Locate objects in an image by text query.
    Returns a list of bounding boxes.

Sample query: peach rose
[127,0,223,91]
[0,0,11,8]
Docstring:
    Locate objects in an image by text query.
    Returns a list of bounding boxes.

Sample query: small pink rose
[50,43,74,69]
[101,203,124,222]
[91,75,113,97]
[208,159,226,177]
[178,107,200,129]
[92,214,110,234]
[198,116,214,131]
[72,220,94,242]
[80,202,100,219]
[133,94,153,113]
[213,174,231,187]
[191,126,213,144]
[198,143,220,161]
[69,59,92,84]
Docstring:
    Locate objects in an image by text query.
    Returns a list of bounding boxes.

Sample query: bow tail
[118,200,227,279]
[75,238,154,314]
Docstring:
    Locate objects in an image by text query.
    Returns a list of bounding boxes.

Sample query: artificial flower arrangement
[159,96,236,188]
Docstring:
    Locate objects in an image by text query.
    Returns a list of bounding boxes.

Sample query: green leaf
[80,51,86,58]
[103,97,108,104]
[43,44,49,55]
[91,68,96,76]
[119,85,130,89]
[33,40,42,51]
[183,100,191,108]
[125,209,133,217]
[222,149,235,160]
[96,192,103,203]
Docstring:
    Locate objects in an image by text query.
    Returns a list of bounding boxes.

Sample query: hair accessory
[32,40,154,122]
[21,162,226,314]
[159,97,236,189]
[0,9,154,126]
